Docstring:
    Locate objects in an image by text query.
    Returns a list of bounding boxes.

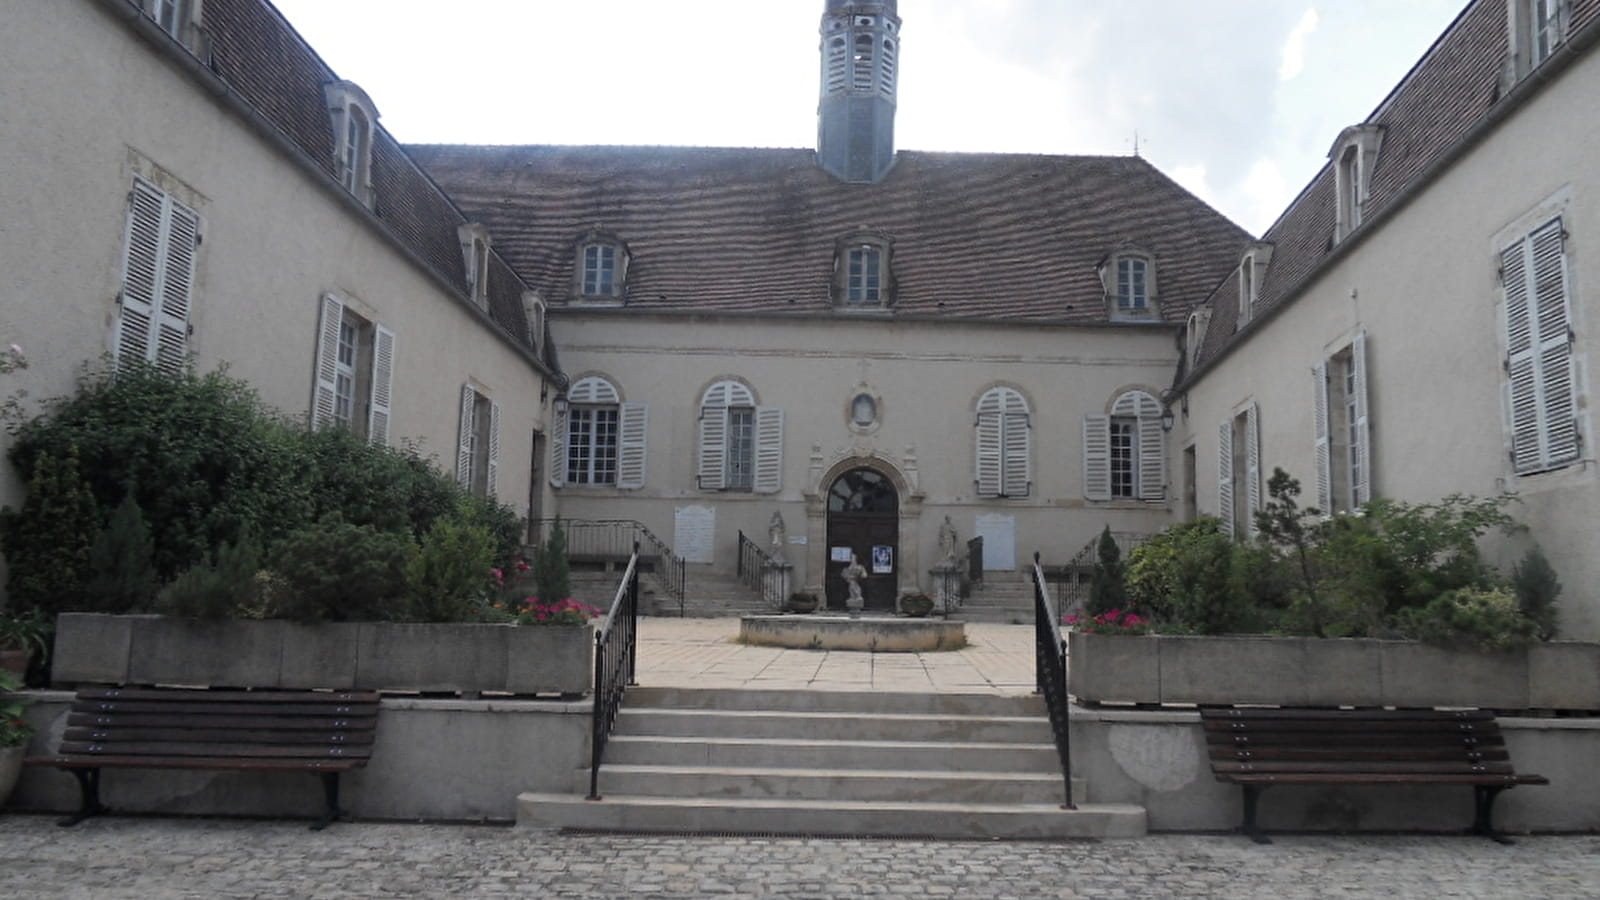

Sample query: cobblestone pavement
[4,816,1597,899]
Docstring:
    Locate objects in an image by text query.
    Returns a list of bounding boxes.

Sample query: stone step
[614,708,1053,743]
[516,793,1145,840]
[589,764,1062,804]
[625,686,1044,717]
[603,733,1060,772]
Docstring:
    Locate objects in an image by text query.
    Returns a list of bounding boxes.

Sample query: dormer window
[323,81,378,209]
[1330,125,1382,243]
[1100,251,1158,320]
[146,0,204,51]
[458,223,492,310]
[522,291,546,356]
[574,234,628,302]
[834,233,894,309]
[1186,308,1211,370]
[1510,0,1569,77]
[1237,242,1274,327]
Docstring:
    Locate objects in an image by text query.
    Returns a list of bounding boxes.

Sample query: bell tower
[817,0,901,184]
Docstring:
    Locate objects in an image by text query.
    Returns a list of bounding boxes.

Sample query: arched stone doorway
[824,468,898,610]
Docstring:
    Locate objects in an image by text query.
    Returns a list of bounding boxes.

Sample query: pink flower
[1122,614,1145,626]
[1064,615,1079,625]
[1105,609,1122,621]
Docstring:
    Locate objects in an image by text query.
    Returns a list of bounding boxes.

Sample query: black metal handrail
[1033,551,1075,810]
[532,518,686,615]
[735,530,785,608]
[588,541,640,801]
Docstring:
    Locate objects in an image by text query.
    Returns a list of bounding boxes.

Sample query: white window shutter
[697,406,728,491]
[485,400,501,497]
[154,201,198,374]
[1002,412,1031,497]
[1312,360,1331,512]
[311,294,343,429]
[1245,403,1261,536]
[618,402,648,489]
[368,324,395,446]
[1532,220,1578,467]
[1082,414,1111,501]
[548,402,567,488]
[1351,331,1372,504]
[754,406,784,494]
[116,179,165,366]
[1504,236,1538,472]
[1218,420,1234,537]
[457,384,476,488]
[975,411,1002,497]
[1137,407,1165,501]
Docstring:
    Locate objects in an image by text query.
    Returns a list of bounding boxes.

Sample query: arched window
[552,375,647,489]
[975,387,1031,498]
[697,380,784,493]
[1083,390,1165,501]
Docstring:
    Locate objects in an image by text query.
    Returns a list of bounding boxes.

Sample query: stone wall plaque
[673,505,716,564]
[974,514,1015,571]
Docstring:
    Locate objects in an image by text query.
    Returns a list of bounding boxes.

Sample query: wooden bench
[25,687,380,831]
[1200,707,1549,843]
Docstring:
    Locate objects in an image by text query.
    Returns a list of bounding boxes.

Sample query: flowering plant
[515,597,604,626]
[479,559,601,626]
[1063,608,1152,635]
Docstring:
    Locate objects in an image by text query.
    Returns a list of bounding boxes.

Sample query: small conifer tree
[83,490,160,613]
[531,517,572,604]
[0,446,99,614]
[1086,525,1127,618]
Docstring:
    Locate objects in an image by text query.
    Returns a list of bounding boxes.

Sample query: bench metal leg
[1241,785,1272,844]
[311,772,344,831]
[58,768,109,827]
[1471,785,1514,844]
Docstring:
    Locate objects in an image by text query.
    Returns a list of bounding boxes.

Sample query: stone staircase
[571,565,770,618]
[516,687,1144,839]
[957,569,1036,624]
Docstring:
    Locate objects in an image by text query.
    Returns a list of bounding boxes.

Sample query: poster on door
[871,545,893,574]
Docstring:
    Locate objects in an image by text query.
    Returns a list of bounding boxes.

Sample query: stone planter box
[52,613,592,696]
[1068,632,1600,711]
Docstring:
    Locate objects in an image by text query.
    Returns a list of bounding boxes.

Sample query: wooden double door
[824,468,898,610]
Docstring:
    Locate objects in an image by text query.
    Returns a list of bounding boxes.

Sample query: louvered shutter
[1136,396,1165,501]
[753,406,784,494]
[311,294,343,429]
[1245,404,1261,536]
[1082,414,1111,501]
[617,402,648,489]
[116,180,165,366]
[457,384,476,488]
[1503,220,1577,474]
[1350,332,1371,505]
[368,324,395,446]
[485,400,501,497]
[1002,412,1031,497]
[155,200,198,373]
[975,411,1003,497]
[548,401,568,488]
[1218,420,1234,537]
[1312,361,1331,512]
[697,406,728,490]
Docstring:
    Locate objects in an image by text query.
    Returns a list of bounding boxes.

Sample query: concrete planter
[52,613,593,696]
[1068,632,1600,711]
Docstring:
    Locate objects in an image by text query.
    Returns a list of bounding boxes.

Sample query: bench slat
[67,712,376,731]
[64,727,376,746]
[1220,772,1550,786]
[1208,747,1512,764]
[57,740,372,759]
[73,700,377,717]
[31,754,367,772]
[75,689,380,704]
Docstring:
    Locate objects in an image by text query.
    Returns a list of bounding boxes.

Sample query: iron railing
[1033,551,1075,810]
[1054,530,1152,616]
[735,530,785,608]
[588,542,640,801]
[531,518,686,615]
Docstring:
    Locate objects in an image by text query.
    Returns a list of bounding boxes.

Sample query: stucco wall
[1178,45,1600,637]
[550,313,1180,592]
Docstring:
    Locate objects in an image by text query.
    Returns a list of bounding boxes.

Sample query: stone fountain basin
[738,615,966,652]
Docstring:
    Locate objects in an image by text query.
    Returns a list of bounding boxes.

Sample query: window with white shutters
[1219,404,1260,537]
[1313,334,1370,513]
[554,376,645,489]
[975,387,1031,498]
[310,294,395,446]
[1502,218,1579,475]
[323,81,378,208]
[1084,390,1166,502]
[697,380,784,494]
[456,384,500,498]
[116,177,198,374]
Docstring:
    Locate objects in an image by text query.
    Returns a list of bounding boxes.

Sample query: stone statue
[938,515,958,564]
[841,552,867,611]
[768,511,787,562]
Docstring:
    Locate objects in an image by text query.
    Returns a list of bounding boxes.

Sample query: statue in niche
[841,552,868,610]
[938,515,958,564]
[768,511,787,562]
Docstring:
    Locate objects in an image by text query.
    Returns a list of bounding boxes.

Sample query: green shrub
[1390,587,1539,653]
[1512,546,1561,641]
[530,518,572,604]
[81,491,160,614]
[159,535,263,621]
[1085,526,1126,618]
[0,446,98,615]
[267,517,414,623]
[403,515,496,623]
[1126,518,1269,634]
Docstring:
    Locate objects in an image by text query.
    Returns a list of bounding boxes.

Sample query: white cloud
[1280,8,1321,81]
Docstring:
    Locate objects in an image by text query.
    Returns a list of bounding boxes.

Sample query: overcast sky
[269,0,1469,236]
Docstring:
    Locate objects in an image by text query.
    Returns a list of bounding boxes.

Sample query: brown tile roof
[1188,0,1600,377]
[199,0,546,365]
[405,145,1252,325]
